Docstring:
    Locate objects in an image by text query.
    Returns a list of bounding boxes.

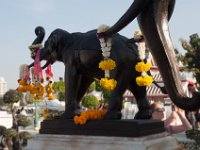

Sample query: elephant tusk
[42,60,52,70]
[28,62,34,69]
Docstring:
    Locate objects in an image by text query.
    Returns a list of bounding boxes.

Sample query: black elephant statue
[29,26,152,120]
[100,0,200,111]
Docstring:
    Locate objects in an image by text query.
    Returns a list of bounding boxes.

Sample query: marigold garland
[135,62,151,72]
[99,78,117,91]
[73,109,107,125]
[45,78,56,100]
[136,75,153,86]
[99,59,116,71]
[97,24,117,90]
[134,30,153,86]
[31,82,46,100]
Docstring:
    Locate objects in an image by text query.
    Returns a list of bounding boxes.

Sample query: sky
[0,0,200,90]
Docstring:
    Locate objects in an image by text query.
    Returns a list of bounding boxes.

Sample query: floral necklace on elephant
[134,30,153,86]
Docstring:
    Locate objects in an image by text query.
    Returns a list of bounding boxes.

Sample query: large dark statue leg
[129,84,151,119]
[75,75,94,111]
[62,65,79,118]
[105,72,129,119]
[63,67,94,118]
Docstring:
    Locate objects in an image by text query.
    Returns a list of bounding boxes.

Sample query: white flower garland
[97,24,112,78]
[29,44,43,58]
[97,24,117,91]
[19,64,30,83]
[134,30,153,86]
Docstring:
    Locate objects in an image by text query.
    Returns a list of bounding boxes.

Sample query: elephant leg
[104,76,128,120]
[75,75,94,112]
[129,83,151,119]
[62,65,80,118]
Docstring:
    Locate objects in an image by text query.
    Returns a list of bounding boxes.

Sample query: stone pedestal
[39,119,165,137]
[25,132,181,150]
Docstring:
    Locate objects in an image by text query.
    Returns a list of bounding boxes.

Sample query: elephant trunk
[32,26,45,45]
[28,26,47,68]
[29,26,45,59]
[138,0,200,111]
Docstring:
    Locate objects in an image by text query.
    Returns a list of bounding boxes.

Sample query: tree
[81,95,99,109]
[2,90,31,150]
[87,81,95,93]
[53,77,65,101]
[180,33,200,88]
[0,96,6,110]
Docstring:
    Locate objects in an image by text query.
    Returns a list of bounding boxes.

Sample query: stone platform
[25,132,181,150]
[25,119,182,149]
[39,119,165,137]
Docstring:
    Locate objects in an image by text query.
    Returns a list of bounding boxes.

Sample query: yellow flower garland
[45,81,56,100]
[31,83,46,100]
[135,62,151,72]
[73,109,107,125]
[136,75,153,86]
[134,30,153,86]
[99,59,116,71]
[97,24,117,91]
[99,78,117,91]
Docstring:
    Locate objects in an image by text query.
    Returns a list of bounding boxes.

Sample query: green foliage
[53,80,65,93]
[4,128,17,139]
[57,92,65,101]
[186,129,200,149]
[180,33,200,88]
[3,89,23,104]
[19,131,32,140]
[102,89,110,104]
[87,81,96,93]
[53,78,65,101]
[0,97,6,106]
[19,131,32,147]
[82,95,99,109]
[0,125,6,136]
[16,114,32,128]
[95,80,102,91]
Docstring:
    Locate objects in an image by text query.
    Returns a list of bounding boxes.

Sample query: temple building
[0,77,7,97]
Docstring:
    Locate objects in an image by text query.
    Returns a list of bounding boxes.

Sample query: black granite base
[39,119,165,137]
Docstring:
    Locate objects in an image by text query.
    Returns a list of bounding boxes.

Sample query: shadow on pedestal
[40,119,165,137]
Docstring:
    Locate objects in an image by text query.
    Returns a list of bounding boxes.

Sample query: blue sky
[0,0,200,89]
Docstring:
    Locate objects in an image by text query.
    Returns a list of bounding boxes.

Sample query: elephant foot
[104,111,122,120]
[60,110,75,119]
[134,109,151,119]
